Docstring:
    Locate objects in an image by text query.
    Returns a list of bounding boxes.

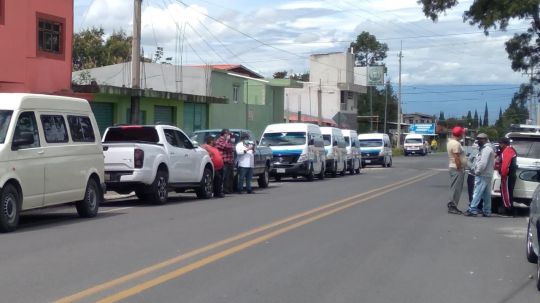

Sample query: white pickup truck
[102,125,214,204]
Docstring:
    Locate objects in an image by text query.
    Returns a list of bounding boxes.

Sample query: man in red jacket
[499,138,517,215]
[202,136,225,198]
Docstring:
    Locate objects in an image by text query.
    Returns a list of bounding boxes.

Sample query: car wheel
[76,178,102,218]
[305,164,315,181]
[340,161,346,176]
[149,169,169,205]
[381,157,387,168]
[317,162,325,180]
[0,184,20,233]
[258,166,270,188]
[331,161,337,178]
[196,168,214,199]
[527,219,539,264]
[387,158,392,168]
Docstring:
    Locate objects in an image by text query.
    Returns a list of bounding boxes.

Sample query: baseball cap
[476,133,488,139]
[452,126,464,137]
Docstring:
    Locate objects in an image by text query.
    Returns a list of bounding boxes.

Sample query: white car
[103,125,214,204]
[491,131,540,208]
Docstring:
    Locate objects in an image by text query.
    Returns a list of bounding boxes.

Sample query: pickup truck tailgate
[103,143,136,171]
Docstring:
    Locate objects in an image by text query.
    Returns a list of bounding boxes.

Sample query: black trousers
[222,163,234,194]
[214,169,223,196]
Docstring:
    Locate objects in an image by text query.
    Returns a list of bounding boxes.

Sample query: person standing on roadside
[465,133,496,217]
[215,129,235,194]
[498,138,517,215]
[201,136,225,198]
[236,133,255,194]
[431,138,438,152]
[447,126,466,214]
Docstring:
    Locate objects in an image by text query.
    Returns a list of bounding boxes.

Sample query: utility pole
[383,80,388,134]
[397,41,403,148]
[317,79,322,126]
[130,0,142,125]
[369,86,373,131]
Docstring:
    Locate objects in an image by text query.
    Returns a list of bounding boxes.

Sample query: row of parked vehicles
[0,94,392,233]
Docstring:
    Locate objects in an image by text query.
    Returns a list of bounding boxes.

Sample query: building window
[36,13,65,60]
[0,0,5,25]
[233,85,239,103]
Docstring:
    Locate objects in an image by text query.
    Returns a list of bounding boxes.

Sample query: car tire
[387,158,392,168]
[76,178,102,218]
[149,169,169,205]
[258,166,270,188]
[527,219,538,264]
[355,160,361,174]
[340,161,346,176]
[349,162,355,175]
[331,161,337,178]
[382,157,387,168]
[196,168,214,199]
[317,162,325,180]
[0,184,20,233]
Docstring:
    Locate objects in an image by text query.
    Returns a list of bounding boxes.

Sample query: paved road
[1,153,537,302]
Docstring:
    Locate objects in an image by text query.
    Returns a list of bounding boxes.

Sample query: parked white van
[404,133,428,156]
[0,94,104,232]
[320,127,347,177]
[261,123,326,181]
[341,129,361,174]
[358,133,392,167]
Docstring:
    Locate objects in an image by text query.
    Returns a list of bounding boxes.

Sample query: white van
[341,129,361,174]
[260,123,326,181]
[0,94,104,232]
[358,133,392,167]
[404,133,428,156]
[320,127,347,177]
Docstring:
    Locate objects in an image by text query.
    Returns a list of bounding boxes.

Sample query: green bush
[392,148,404,156]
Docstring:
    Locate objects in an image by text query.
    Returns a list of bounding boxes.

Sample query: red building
[0,0,73,94]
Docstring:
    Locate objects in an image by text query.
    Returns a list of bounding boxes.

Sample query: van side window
[40,115,68,143]
[13,112,40,149]
[67,115,95,142]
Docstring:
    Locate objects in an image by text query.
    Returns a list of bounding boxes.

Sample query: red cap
[452,126,464,137]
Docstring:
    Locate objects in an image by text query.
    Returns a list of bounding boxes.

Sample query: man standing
[201,136,225,198]
[466,133,496,217]
[215,129,235,194]
[498,138,517,215]
[236,133,255,194]
[447,126,466,214]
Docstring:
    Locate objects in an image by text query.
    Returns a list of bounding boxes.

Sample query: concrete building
[403,112,435,125]
[0,0,74,94]
[284,52,366,129]
[73,63,297,136]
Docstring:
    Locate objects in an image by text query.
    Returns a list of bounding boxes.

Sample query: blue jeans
[237,167,253,193]
[468,175,492,215]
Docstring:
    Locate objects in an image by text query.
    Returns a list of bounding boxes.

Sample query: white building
[284,52,367,129]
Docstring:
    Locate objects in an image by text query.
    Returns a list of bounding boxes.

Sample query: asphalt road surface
[1,153,538,303]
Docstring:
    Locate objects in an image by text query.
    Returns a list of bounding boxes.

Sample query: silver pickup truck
[191,129,273,188]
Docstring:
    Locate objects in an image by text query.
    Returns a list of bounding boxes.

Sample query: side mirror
[191,140,199,148]
[12,133,34,150]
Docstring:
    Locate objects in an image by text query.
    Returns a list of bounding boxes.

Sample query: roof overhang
[98,85,227,104]
[337,83,367,93]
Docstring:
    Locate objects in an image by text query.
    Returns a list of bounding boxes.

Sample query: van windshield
[261,132,306,146]
[405,138,423,144]
[359,139,382,147]
[322,135,331,146]
[0,111,13,144]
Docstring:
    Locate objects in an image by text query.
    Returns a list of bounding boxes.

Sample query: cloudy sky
[74,0,533,120]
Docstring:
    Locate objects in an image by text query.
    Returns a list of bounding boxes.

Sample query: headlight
[298,153,308,162]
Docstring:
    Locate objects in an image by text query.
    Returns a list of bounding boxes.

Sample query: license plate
[277,168,286,173]
[104,173,111,181]
[365,160,371,163]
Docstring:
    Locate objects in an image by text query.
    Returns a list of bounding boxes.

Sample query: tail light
[134,149,144,168]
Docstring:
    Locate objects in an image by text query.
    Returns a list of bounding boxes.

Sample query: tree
[153,47,164,63]
[290,72,310,82]
[350,31,389,67]
[418,0,540,81]
[483,102,489,126]
[439,111,445,121]
[466,110,473,126]
[357,80,399,133]
[73,27,132,71]
[495,107,504,128]
[473,110,479,129]
[273,71,288,79]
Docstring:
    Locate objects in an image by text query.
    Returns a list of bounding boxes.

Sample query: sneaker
[448,207,462,215]
[482,213,491,217]
[464,210,478,217]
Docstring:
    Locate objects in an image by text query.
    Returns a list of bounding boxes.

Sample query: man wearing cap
[447,126,466,214]
[466,133,496,217]
[498,138,517,215]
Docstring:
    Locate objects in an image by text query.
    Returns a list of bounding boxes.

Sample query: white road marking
[101,207,133,213]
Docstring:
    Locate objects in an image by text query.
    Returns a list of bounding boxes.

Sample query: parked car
[358,133,392,167]
[320,127,347,177]
[341,129,361,174]
[260,123,326,181]
[526,184,540,291]
[403,134,428,156]
[191,128,273,188]
[102,125,214,204]
[491,131,540,209]
[0,93,105,232]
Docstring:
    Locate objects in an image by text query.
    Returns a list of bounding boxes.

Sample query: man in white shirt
[236,133,255,194]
